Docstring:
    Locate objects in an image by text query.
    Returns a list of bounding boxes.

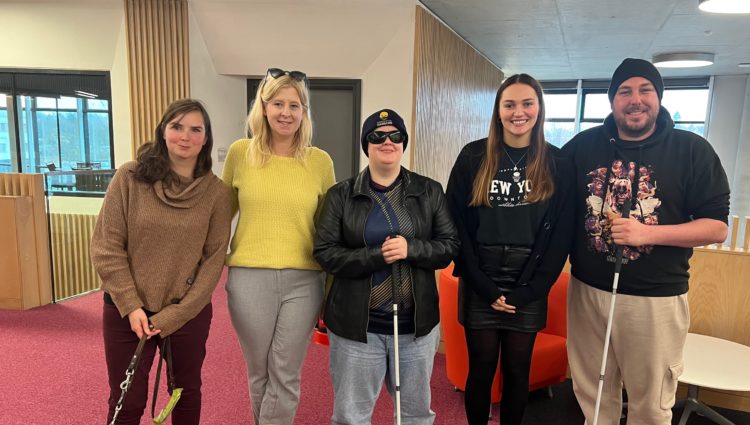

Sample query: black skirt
[458,244,547,332]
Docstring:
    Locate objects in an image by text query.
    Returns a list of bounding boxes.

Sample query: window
[662,88,709,136]
[540,77,711,146]
[581,91,609,129]
[0,94,10,172]
[543,88,577,147]
[0,70,113,173]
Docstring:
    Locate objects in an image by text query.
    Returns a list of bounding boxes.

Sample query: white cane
[592,197,631,425]
[391,259,402,425]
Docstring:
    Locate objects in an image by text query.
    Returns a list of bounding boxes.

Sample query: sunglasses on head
[266,68,308,83]
[366,130,405,144]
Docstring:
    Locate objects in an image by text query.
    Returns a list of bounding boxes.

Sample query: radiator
[49,213,101,300]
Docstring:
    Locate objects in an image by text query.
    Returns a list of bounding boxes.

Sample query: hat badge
[379,111,389,120]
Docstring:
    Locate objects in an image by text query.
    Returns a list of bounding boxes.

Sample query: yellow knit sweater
[222,139,335,270]
[91,161,232,337]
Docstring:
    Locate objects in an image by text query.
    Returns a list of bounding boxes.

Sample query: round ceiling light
[652,52,715,68]
[699,0,750,13]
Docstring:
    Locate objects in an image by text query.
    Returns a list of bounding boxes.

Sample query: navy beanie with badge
[607,58,664,102]
[361,109,409,156]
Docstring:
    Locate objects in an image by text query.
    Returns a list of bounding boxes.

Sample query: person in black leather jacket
[446,74,574,425]
[314,108,458,425]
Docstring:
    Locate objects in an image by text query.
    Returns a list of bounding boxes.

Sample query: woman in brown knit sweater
[91,99,232,425]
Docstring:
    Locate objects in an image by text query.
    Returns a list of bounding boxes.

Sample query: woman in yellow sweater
[222,68,335,425]
[92,99,232,425]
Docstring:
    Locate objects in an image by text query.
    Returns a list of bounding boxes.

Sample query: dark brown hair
[469,74,554,206]
[135,98,213,183]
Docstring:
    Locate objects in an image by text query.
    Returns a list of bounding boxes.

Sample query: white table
[676,333,750,425]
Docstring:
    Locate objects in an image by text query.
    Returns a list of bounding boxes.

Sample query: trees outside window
[0,71,112,173]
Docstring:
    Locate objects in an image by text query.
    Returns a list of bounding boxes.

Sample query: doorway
[247,78,361,181]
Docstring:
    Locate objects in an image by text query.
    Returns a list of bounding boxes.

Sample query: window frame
[540,77,712,146]
[0,68,114,173]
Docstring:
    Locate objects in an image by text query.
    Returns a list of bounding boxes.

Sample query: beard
[614,106,658,140]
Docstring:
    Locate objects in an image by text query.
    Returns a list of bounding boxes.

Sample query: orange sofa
[438,263,569,402]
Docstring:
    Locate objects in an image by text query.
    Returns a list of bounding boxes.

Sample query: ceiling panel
[420,0,750,80]
[460,19,565,49]
[423,0,560,22]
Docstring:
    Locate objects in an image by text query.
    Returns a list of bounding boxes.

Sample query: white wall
[188,10,247,177]
[358,6,416,169]
[0,0,133,166]
[0,1,120,69]
[707,74,750,225]
[188,0,418,173]
[734,78,750,220]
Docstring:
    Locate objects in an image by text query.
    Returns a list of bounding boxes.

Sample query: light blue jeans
[328,325,440,425]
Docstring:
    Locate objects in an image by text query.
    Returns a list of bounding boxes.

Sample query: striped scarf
[367,180,414,314]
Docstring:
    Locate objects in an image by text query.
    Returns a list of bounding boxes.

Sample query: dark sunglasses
[366,130,405,144]
[266,68,307,83]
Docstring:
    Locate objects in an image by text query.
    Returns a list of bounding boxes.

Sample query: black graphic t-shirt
[476,145,549,246]
[583,159,659,263]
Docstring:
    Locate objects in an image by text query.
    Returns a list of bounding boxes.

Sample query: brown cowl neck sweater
[91,161,232,337]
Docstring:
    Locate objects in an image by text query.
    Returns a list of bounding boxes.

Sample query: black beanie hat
[361,109,408,156]
[608,58,664,102]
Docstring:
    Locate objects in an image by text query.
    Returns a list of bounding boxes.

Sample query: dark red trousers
[103,302,212,425]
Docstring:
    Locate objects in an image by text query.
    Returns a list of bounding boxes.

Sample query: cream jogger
[567,276,689,425]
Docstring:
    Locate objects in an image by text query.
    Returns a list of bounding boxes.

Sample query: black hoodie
[562,107,730,296]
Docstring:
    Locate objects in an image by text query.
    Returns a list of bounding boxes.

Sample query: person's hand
[127,308,160,339]
[382,235,408,264]
[611,216,649,246]
[491,295,516,313]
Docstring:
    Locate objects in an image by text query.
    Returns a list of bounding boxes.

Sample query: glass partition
[44,169,114,300]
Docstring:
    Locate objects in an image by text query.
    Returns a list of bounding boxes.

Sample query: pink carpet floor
[0,270,468,424]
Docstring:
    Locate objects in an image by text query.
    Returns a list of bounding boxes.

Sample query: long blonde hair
[246,74,312,166]
[470,74,554,206]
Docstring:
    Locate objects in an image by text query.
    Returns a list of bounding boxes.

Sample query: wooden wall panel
[689,249,750,347]
[0,173,52,308]
[0,197,37,310]
[124,0,190,155]
[49,213,101,300]
[690,214,750,348]
[412,6,504,187]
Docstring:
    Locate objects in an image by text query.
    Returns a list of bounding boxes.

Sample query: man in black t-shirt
[562,58,730,425]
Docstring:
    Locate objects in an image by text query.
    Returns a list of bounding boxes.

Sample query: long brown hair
[135,98,214,183]
[469,74,554,206]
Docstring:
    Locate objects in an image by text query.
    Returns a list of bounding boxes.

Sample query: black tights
[464,328,537,425]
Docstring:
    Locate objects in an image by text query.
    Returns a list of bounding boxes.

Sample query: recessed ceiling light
[652,53,715,68]
[698,0,750,13]
[73,90,98,99]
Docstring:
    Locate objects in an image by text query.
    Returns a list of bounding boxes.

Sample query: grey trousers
[227,267,324,425]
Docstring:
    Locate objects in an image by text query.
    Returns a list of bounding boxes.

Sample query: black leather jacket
[314,167,459,343]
